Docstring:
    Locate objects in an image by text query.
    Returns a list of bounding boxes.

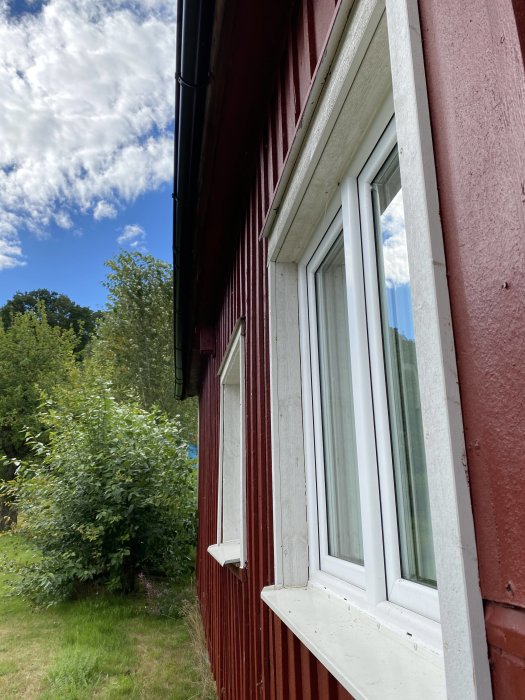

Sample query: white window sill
[261,584,446,700]
[207,542,241,566]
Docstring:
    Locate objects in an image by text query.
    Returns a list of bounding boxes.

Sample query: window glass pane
[315,233,364,565]
[372,148,437,587]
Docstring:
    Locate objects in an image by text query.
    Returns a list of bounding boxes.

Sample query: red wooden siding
[197,0,524,696]
[196,202,355,699]
[258,0,339,232]
[419,0,525,695]
[195,1,354,697]
[196,189,355,699]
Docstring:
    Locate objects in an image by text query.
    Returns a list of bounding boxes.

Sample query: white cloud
[55,210,73,229]
[380,190,410,288]
[0,231,26,270]
[118,223,146,247]
[0,0,175,263]
[93,200,117,221]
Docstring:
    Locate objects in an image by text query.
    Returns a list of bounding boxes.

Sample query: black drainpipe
[173,0,214,399]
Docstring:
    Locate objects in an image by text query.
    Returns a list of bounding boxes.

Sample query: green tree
[5,383,196,603]
[0,306,76,459]
[0,306,76,527]
[1,289,102,353]
[91,252,197,443]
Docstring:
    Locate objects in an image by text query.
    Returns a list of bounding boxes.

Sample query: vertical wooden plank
[268,106,279,196]
[267,611,276,700]
[274,83,285,175]
[312,0,336,66]
[260,140,269,221]
[286,629,299,697]
[295,0,312,119]
[316,660,332,699]
[284,43,297,149]
[273,616,286,700]
[300,640,316,700]
[305,0,318,75]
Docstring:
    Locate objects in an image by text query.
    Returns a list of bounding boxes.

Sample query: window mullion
[340,176,386,606]
[355,128,404,610]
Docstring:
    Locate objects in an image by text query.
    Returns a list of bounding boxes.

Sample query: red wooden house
[173,1,525,697]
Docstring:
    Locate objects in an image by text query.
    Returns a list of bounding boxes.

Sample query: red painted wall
[196,213,353,699]
[419,0,525,695]
[196,1,353,697]
[197,0,525,696]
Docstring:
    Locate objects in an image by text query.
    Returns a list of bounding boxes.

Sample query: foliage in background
[1,289,102,354]
[4,382,196,604]
[90,251,198,444]
[0,305,76,460]
[0,306,77,530]
[0,253,198,598]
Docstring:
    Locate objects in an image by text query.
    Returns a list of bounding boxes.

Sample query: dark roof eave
[173,0,215,399]
[174,1,294,398]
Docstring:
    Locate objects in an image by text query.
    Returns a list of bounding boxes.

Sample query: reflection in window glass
[372,148,437,587]
[315,234,364,565]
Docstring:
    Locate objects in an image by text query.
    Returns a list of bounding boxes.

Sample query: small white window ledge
[207,542,240,567]
[261,585,446,700]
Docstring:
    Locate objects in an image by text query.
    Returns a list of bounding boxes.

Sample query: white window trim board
[385,1,491,696]
[267,0,390,264]
[268,261,308,587]
[264,0,492,698]
[210,320,247,568]
[259,0,362,243]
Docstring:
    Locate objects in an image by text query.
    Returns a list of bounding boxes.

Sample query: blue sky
[379,189,415,340]
[0,0,176,311]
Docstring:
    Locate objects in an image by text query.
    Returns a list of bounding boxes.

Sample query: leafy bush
[5,382,197,604]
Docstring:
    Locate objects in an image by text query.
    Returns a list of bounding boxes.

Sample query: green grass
[0,532,214,699]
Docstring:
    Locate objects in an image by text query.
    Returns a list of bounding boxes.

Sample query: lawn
[0,532,214,699]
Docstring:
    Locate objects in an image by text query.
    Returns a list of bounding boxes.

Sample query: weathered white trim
[267,0,389,263]
[262,584,445,700]
[211,322,247,568]
[264,0,491,696]
[259,0,357,242]
[268,261,308,587]
[217,317,245,377]
[385,1,491,696]
[208,542,241,567]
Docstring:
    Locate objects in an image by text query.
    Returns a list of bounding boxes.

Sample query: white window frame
[207,319,246,568]
[302,210,367,593]
[353,121,438,619]
[262,1,492,698]
[300,114,439,625]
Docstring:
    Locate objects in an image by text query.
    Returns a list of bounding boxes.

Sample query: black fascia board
[173,0,215,399]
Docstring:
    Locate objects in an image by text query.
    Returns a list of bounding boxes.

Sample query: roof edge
[173,0,215,399]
